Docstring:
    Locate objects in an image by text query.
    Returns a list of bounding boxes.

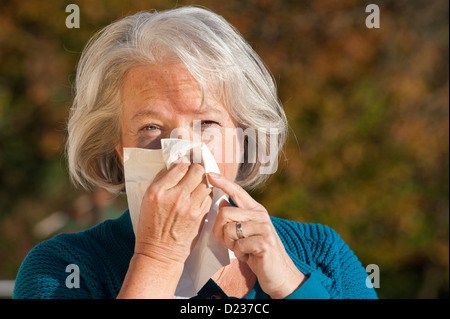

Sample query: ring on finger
[236,222,245,239]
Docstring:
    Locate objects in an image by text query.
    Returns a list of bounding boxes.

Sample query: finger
[213,203,261,247]
[213,205,244,247]
[190,177,213,209]
[216,205,263,227]
[213,207,263,248]
[218,197,231,210]
[213,200,234,248]
[171,155,191,165]
[152,162,190,189]
[152,167,168,184]
[222,222,237,250]
[200,193,213,211]
[207,172,260,210]
[234,252,249,263]
[234,235,267,258]
[197,193,212,218]
[177,163,207,193]
[223,221,271,242]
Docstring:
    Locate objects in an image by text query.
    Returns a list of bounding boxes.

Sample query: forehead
[121,63,224,114]
[124,63,199,97]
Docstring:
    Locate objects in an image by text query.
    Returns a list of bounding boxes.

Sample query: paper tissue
[123,138,233,298]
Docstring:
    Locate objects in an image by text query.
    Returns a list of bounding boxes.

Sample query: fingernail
[208,172,221,179]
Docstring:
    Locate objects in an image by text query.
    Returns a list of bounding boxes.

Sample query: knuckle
[249,200,265,212]
[255,207,270,221]
[153,168,167,181]
[234,239,242,252]
[253,237,270,254]
[174,162,190,173]
[256,203,267,212]
[180,199,201,220]
[225,238,235,251]
[218,205,230,216]
[190,163,205,175]
[145,185,164,202]
[260,222,273,234]
[265,233,278,248]
[233,184,244,197]
[224,222,235,238]
[201,195,212,209]
[173,191,188,207]
[186,208,198,219]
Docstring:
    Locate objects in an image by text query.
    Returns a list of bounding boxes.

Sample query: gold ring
[236,222,244,239]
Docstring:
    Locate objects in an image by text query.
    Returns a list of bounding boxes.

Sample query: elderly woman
[14,7,377,299]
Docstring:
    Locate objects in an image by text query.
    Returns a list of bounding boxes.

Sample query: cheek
[202,127,222,161]
[202,127,243,182]
[218,162,240,182]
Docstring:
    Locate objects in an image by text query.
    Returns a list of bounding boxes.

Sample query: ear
[115,143,124,164]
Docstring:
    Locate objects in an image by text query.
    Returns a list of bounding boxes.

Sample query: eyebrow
[132,109,160,120]
[132,104,224,120]
[193,103,223,115]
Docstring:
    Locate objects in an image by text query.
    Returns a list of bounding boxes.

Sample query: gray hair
[67,6,288,194]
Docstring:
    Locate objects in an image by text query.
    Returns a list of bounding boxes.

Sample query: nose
[166,120,203,143]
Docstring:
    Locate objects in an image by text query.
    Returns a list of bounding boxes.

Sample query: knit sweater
[13,210,377,299]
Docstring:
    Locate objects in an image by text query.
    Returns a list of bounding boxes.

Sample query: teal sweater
[13,210,377,299]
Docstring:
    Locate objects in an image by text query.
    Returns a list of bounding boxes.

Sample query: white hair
[67,6,288,193]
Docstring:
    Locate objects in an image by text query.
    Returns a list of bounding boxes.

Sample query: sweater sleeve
[272,218,378,299]
[284,271,331,299]
[13,236,93,299]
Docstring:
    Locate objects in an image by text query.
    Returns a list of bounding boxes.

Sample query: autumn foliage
[0,0,448,298]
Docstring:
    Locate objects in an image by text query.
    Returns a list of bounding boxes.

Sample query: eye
[201,120,219,126]
[141,124,160,132]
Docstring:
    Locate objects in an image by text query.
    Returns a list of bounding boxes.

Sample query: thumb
[218,197,232,210]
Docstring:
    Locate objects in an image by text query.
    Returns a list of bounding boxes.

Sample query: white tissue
[123,138,233,298]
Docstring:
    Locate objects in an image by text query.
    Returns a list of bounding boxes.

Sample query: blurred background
[0,0,448,299]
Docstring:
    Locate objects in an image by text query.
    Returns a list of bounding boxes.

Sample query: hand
[134,163,213,266]
[208,172,306,299]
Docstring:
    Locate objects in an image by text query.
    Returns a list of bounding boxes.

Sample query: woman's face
[116,63,242,182]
